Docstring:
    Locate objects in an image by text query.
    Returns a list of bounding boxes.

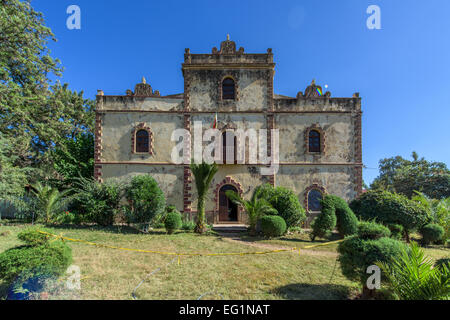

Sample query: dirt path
[218,233,339,258]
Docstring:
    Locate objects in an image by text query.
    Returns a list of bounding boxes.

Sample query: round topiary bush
[164,210,182,234]
[386,224,404,240]
[338,236,406,295]
[255,184,306,228]
[420,223,444,245]
[357,221,391,240]
[259,215,287,238]
[350,190,430,241]
[0,240,72,285]
[310,195,358,240]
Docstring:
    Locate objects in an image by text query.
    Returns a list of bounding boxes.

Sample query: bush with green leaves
[164,210,182,234]
[377,242,450,300]
[350,190,430,241]
[17,227,52,246]
[255,184,306,228]
[181,221,195,231]
[357,221,391,240]
[70,177,125,226]
[125,175,166,227]
[310,195,358,240]
[420,223,444,245]
[0,228,72,299]
[338,236,406,297]
[412,192,450,242]
[225,187,277,233]
[259,215,287,237]
[386,224,404,240]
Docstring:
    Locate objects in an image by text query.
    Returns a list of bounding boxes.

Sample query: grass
[0,223,448,300]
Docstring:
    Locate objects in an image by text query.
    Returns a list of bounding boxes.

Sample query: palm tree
[376,242,450,300]
[225,187,277,234]
[31,182,70,224]
[190,161,218,234]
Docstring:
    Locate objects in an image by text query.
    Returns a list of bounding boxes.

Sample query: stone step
[212,224,248,233]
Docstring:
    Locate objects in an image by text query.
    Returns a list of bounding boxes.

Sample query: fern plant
[376,241,450,300]
[225,187,277,233]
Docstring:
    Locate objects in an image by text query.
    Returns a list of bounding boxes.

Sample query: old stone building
[94,37,363,225]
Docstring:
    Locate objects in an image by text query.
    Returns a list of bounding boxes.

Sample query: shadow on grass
[272,283,351,300]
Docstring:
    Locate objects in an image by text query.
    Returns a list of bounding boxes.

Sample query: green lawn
[0,223,448,300]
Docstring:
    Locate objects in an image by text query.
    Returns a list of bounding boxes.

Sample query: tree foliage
[350,190,430,241]
[371,152,450,199]
[0,0,94,193]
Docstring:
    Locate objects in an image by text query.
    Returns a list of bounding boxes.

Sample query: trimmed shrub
[0,241,72,284]
[338,236,406,285]
[125,175,166,226]
[260,215,287,237]
[386,224,404,240]
[357,221,391,240]
[350,190,430,240]
[310,195,358,240]
[70,178,125,226]
[17,227,52,246]
[420,223,444,245]
[181,221,195,231]
[310,203,336,241]
[255,184,306,228]
[164,210,182,234]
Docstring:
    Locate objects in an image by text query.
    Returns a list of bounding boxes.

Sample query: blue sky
[32,0,450,185]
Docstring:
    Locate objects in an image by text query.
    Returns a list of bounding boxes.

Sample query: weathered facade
[95,37,363,225]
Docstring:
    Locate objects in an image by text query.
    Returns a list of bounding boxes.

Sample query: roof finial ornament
[311,78,316,85]
[142,76,146,84]
[227,34,230,41]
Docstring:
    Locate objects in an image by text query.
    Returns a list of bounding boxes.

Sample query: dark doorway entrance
[218,185,238,222]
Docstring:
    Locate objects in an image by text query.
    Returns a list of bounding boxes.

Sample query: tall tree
[371,152,450,199]
[0,0,94,190]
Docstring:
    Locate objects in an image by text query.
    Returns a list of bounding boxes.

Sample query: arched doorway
[218,185,238,222]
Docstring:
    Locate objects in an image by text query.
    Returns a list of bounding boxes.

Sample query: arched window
[222,78,235,100]
[308,189,323,212]
[222,131,237,164]
[308,130,321,153]
[135,130,149,153]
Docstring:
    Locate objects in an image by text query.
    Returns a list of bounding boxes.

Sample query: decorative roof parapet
[183,36,275,66]
[297,79,331,99]
[126,77,161,97]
